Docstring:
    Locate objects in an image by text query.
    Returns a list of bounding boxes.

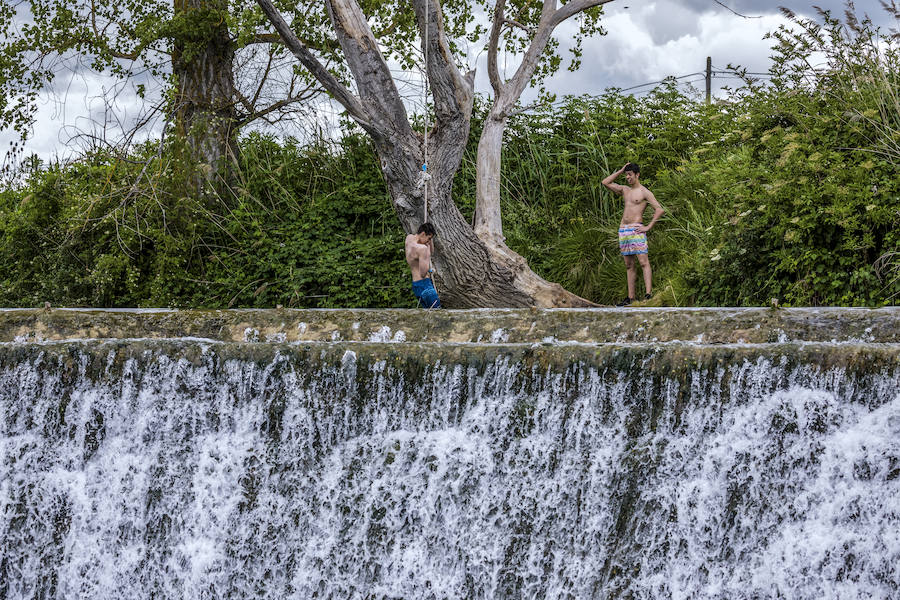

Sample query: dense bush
[0,134,411,308]
[678,7,900,305]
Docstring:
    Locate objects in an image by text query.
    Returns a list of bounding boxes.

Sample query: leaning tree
[256,0,612,307]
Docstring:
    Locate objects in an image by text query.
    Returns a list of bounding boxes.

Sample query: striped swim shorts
[618,224,648,255]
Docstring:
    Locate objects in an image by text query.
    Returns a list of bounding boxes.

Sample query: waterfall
[1,309,898,599]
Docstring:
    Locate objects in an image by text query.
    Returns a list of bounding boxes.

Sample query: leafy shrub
[0,133,411,308]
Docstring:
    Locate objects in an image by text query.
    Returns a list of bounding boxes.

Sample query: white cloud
[1,66,163,168]
[634,0,704,45]
[539,6,792,98]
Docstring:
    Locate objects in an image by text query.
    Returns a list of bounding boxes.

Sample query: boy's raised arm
[602,164,627,195]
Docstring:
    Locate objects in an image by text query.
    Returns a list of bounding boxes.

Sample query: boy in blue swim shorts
[405,222,441,309]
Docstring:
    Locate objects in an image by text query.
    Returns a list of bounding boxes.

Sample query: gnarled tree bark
[256,0,608,307]
[172,0,239,189]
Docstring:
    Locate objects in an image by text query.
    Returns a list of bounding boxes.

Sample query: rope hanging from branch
[420,0,431,222]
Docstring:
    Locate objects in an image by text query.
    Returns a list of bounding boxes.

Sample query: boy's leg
[623,255,637,300]
[637,254,652,296]
[424,287,441,309]
[417,280,441,309]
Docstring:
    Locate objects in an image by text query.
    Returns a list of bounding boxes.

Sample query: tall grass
[486,86,736,305]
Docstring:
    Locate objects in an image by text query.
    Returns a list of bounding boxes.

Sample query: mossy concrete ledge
[0,307,898,344]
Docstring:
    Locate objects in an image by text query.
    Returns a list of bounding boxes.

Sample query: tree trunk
[463,0,606,308]
[372,122,593,309]
[461,110,593,307]
[474,112,506,244]
[171,0,239,189]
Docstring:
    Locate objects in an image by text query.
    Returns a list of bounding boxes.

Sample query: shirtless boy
[405,222,441,309]
[602,163,665,306]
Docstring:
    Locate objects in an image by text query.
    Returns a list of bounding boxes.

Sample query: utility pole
[705,56,712,104]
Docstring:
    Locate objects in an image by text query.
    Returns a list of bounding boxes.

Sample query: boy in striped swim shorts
[602,163,665,306]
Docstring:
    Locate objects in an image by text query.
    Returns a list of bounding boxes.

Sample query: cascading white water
[1,338,898,599]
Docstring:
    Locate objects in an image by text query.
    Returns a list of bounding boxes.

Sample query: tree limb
[249,32,342,53]
[499,0,614,112]
[234,88,256,115]
[238,89,321,127]
[85,0,154,60]
[326,0,412,140]
[250,33,284,45]
[503,18,533,35]
[550,0,615,29]
[507,99,546,118]
[250,48,276,108]
[495,0,558,114]
[62,35,142,61]
[410,0,475,126]
[475,0,615,243]
[251,12,405,51]
[255,0,376,133]
[487,0,506,96]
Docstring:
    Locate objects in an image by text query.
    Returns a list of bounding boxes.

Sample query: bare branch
[493,0,614,112]
[475,0,615,244]
[326,0,413,139]
[487,0,507,96]
[250,47,277,108]
[494,0,558,113]
[503,18,532,34]
[550,0,615,28]
[234,88,256,115]
[410,0,475,126]
[255,0,375,132]
[238,90,321,127]
[507,100,545,118]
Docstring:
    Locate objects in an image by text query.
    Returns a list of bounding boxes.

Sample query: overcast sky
[1,0,892,165]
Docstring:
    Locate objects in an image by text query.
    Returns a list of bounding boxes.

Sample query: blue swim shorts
[412,278,441,309]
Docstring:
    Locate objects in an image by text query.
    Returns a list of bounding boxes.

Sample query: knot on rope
[416,168,432,190]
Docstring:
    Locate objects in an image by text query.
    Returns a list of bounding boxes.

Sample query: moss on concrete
[3,339,896,407]
[1,307,898,344]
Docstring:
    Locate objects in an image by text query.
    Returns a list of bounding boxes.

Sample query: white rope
[421,0,431,222]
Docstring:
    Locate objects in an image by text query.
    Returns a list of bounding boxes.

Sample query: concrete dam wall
[1,308,898,599]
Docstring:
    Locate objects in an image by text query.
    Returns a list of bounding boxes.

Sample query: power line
[618,72,704,93]
[713,75,771,80]
[615,63,772,99]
